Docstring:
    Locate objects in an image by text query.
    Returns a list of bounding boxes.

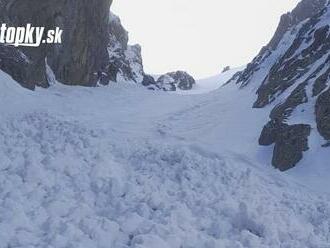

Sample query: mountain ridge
[227,0,330,170]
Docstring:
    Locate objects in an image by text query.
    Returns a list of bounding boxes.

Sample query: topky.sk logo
[0,24,63,47]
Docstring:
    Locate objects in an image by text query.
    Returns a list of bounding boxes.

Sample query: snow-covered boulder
[156,71,196,91]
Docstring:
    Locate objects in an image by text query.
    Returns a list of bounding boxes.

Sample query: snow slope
[174,67,244,95]
[1,71,330,248]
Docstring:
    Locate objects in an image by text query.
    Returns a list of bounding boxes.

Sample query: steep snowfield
[174,67,244,95]
[1,71,330,248]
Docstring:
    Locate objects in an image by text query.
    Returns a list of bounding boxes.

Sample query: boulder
[141,74,156,86]
[272,124,311,171]
[259,121,311,171]
[222,66,231,73]
[259,120,288,146]
[156,71,196,91]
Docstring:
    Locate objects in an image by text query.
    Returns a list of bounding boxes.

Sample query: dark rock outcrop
[269,82,308,123]
[222,66,231,73]
[101,13,147,85]
[267,0,327,50]
[259,120,288,146]
[313,66,330,96]
[0,0,112,88]
[272,124,311,171]
[259,121,311,171]
[316,88,330,141]
[227,0,327,89]
[141,74,160,90]
[156,71,196,91]
[254,22,330,108]
[0,0,153,90]
[0,44,35,90]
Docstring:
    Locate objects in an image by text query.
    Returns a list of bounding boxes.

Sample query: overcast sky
[112,0,300,79]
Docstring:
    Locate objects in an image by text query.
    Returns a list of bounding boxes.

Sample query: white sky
[112,0,300,79]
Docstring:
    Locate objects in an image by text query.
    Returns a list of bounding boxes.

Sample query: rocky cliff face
[0,2,195,91]
[99,12,152,86]
[227,0,330,171]
[103,13,196,91]
[0,0,113,89]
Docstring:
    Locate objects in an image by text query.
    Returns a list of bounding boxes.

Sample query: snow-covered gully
[1,71,330,248]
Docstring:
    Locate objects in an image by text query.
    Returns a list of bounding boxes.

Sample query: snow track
[1,73,330,247]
